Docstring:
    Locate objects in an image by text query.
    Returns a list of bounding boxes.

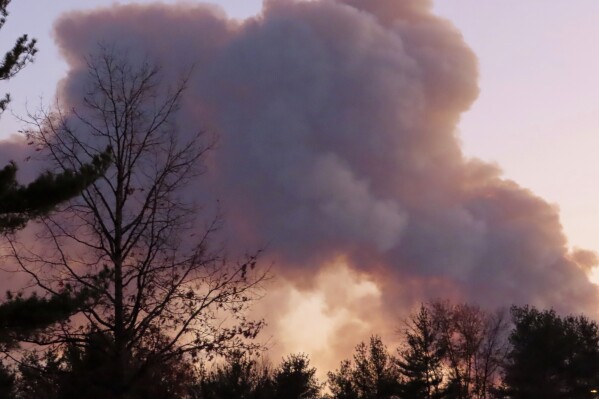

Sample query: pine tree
[271,354,321,399]
[328,336,401,399]
[0,360,15,399]
[397,305,443,399]
[195,351,272,399]
[0,0,37,115]
[0,0,109,235]
[0,4,109,393]
[503,306,599,399]
[0,150,110,348]
[0,153,110,233]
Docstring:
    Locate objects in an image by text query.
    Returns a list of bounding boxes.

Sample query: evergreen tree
[0,289,95,347]
[328,336,401,399]
[0,152,110,233]
[0,0,37,115]
[327,359,359,399]
[0,0,109,235]
[503,306,599,399]
[271,353,321,399]
[194,351,272,399]
[16,329,197,399]
[0,360,15,399]
[0,151,110,349]
[0,3,109,396]
[397,304,443,399]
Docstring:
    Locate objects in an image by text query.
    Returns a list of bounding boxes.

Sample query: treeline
[2,301,599,399]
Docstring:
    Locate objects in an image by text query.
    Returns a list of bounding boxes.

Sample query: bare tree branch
[11,46,268,398]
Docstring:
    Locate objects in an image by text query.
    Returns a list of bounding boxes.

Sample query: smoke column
[4,0,597,369]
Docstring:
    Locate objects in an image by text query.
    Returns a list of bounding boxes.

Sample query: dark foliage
[0,0,109,233]
[0,360,15,399]
[16,330,197,399]
[0,0,37,114]
[0,150,110,233]
[195,352,321,399]
[397,304,443,399]
[271,353,321,399]
[0,289,95,348]
[327,336,401,399]
[502,306,599,399]
[2,299,599,398]
[194,352,273,399]
[0,3,111,388]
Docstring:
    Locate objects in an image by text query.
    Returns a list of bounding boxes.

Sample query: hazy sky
[1,0,598,265]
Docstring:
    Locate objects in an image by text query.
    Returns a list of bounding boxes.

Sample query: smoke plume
[3,0,597,367]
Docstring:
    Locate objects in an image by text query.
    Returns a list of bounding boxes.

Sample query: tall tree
[12,47,267,399]
[327,336,401,399]
[503,306,599,399]
[327,359,359,399]
[430,301,508,399]
[397,304,444,399]
[271,353,322,399]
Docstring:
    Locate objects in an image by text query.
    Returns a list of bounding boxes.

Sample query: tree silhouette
[0,4,109,388]
[397,304,443,399]
[503,306,599,399]
[328,336,401,399]
[195,351,272,399]
[430,301,508,399]
[0,0,37,115]
[15,329,197,399]
[327,358,358,399]
[0,0,111,360]
[0,153,110,233]
[0,360,15,399]
[271,353,322,399]
[0,154,110,398]
[10,47,267,399]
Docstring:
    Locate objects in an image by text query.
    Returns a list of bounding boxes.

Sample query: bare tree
[474,309,509,398]
[10,47,267,398]
[430,301,508,399]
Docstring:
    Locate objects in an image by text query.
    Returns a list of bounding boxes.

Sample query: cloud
[5,0,594,363]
